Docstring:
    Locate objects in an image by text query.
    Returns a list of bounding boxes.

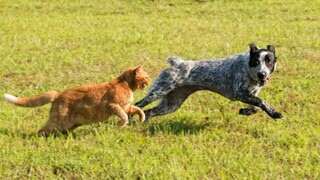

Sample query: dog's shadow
[147,118,212,136]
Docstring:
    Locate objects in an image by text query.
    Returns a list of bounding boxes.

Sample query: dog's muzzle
[257,72,269,86]
[259,78,270,86]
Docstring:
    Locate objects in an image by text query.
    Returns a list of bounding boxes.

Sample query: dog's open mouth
[259,77,271,86]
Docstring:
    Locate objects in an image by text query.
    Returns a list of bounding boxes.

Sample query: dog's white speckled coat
[135,43,283,122]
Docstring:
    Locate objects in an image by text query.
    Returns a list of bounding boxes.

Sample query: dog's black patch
[249,43,264,67]
[249,43,277,69]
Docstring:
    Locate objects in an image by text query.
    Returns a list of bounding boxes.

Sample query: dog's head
[248,43,277,86]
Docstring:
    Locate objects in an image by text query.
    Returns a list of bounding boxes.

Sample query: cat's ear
[133,65,143,74]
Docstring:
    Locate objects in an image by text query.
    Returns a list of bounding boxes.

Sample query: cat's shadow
[0,127,38,139]
[0,118,214,139]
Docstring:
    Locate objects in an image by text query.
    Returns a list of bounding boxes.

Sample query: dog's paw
[271,111,283,119]
[239,107,258,116]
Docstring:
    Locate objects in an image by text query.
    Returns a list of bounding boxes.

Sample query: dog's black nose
[257,72,266,80]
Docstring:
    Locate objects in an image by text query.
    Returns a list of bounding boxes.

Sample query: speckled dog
[135,43,283,122]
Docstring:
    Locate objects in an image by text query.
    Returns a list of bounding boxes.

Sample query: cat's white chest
[125,92,134,109]
[128,93,134,104]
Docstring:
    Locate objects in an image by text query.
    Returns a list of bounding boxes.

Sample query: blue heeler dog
[135,43,283,122]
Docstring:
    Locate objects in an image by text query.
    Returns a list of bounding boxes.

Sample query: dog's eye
[255,60,260,65]
[264,55,270,64]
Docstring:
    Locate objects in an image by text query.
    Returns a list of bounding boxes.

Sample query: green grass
[1,0,320,179]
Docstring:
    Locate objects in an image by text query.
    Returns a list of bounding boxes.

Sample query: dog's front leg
[236,91,283,119]
[239,88,260,116]
[239,105,259,115]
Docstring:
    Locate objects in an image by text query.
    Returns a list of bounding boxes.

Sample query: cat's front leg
[126,105,145,123]
[109,104,129,127]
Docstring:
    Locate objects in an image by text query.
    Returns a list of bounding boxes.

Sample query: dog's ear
[267,45,275,53]
[249,43,258,53]
[267,45,277,62]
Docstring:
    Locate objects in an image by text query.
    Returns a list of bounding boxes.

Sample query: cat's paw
[117,120,128,127]
[138,115,146,123]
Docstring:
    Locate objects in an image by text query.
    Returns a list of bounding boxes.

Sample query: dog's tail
[167,56,183,66]
[3,90,60,107]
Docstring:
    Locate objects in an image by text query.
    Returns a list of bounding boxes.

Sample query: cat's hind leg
[38,116,67,136]
[38,101,72,136]
[38,114,86,136]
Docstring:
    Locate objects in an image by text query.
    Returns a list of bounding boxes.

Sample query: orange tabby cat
[4,66,151,136]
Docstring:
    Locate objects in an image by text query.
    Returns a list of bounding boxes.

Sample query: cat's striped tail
[3,90,59,107]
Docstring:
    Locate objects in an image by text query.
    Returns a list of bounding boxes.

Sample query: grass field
[1,0,320,179]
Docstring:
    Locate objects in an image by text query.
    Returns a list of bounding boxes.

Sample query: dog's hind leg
[135,70,183,108]
[143,86,201,123]
[135,83,176,108]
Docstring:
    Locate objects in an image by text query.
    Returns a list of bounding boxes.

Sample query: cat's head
[122,65,151,90]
